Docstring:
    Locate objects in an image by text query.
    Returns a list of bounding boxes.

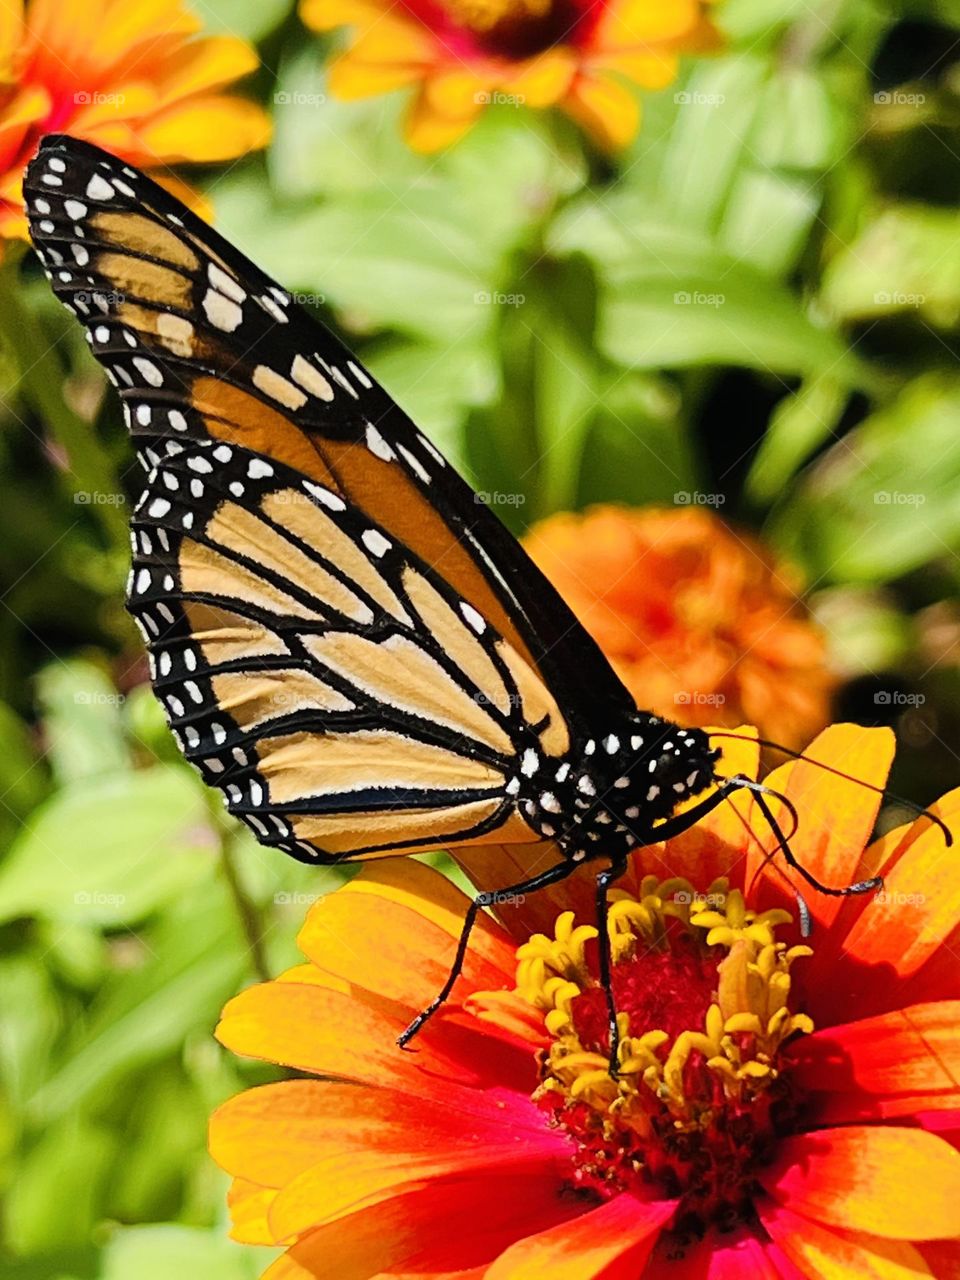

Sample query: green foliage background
[2,0,960,1274]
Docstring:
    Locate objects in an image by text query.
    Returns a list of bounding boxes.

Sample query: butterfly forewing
[23,133,631,864]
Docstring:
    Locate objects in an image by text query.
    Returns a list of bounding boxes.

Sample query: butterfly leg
[595,856,630,1076]
[397,858,575,1051]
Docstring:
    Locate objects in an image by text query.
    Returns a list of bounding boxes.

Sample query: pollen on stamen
[513,880,813,1233]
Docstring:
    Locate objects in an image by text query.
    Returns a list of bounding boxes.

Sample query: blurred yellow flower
[0,0,271,248]
[300,0,719,152]
[523,504,836,750]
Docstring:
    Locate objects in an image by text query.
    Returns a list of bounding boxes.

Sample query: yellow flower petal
[136,95,271,161]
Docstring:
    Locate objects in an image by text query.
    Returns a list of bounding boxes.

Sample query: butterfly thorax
[510,714,720,865]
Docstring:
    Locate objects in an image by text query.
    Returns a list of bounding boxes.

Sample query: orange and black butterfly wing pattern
[23,133,635,865]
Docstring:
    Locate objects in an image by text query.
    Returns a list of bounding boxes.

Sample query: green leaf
[187,0,292,41]
[770,375,960,581]
[820,203,960,328]
[5,1117,116,1254]
[548,196,858,380]
[0,767,217,926]
[35,661,131,785]
[25,881,248,1123]
[576,374,700,508]
[746,376,849,503]
[99,1224,269,1280]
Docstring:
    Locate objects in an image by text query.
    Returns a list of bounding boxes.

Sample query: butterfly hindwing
[127,435,549,861]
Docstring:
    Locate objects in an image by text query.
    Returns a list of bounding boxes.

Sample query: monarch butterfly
[25,134,931,1069]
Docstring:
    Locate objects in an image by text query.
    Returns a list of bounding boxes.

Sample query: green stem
[0,250,127,549]
[218,823,271,984]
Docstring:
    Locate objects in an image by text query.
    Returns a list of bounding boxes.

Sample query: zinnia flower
[523,504,835,751]
[0,0,271,247]
[211,724,960,1278]
[299,0,720,152]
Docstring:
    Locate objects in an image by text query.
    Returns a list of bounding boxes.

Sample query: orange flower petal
[761,1204,934,1279]
[750,725,895,931]
[226,1177,279,1245]
[263,1169,586,1279]
[299,0,385,31]
[591,0,701,46]
[296,860,515,1008]
[504,47,578,107]
[759,1125,960,1240]
[644,1223,786,1277]
[149,35,261,102]
[562,71,641,151]
[405,88,483,152]
[838,787,960,985]
[268,1146,564,1240]
[215,978,540,1100]
[787,1001,960,1124]
[135,95,271,162]
[590,48,679,90]
[483,1193,676,1279]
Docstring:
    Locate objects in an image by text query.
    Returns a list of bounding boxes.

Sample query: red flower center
[400,0,602,61]
[515,883,813,1237]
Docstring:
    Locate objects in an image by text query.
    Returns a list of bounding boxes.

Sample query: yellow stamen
[438,0,551,35]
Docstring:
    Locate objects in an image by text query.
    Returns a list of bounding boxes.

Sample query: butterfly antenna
[711,731,953,847]
[721,788,813,935]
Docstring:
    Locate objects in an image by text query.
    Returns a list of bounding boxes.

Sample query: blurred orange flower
[524,504,835,750]
[300,0,719,152]
[211,725,960,1278]
[0,0,271,247]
